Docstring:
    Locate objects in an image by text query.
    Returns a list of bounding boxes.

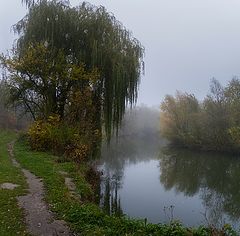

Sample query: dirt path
[8,142,72,236]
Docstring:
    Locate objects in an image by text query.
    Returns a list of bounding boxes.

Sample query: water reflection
[100,175,123,216]
[99,131,164,217]
[97,108,240,228]
[159,148,240,227]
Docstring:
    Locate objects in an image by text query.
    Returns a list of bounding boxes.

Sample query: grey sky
[1,1,240,106]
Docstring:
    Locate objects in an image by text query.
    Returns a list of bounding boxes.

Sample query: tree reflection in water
[100,171,123,216]
[98,124,163,216]
[98,107,163,217]
[96,107,240,227]
[159,147,240,227]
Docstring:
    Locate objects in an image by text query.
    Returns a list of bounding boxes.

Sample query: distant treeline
[160,78,240,152]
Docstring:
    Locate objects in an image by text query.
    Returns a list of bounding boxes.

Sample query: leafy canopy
[160,78,240,152]
[13,0,144,138]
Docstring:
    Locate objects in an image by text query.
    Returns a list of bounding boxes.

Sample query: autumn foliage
[160,78,240,152]
[1,1,144,162]
[28,86,101,162]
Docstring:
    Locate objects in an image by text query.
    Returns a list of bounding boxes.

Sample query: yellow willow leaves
[2,43,100,85]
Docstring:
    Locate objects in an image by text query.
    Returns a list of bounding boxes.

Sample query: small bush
[28,114,95,162]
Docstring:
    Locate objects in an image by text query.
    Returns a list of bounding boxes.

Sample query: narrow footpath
[8,142,72,236]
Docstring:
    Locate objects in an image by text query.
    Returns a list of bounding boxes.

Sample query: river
[97,130,240,229]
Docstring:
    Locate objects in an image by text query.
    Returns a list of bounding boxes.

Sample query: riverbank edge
[13,135,237,236]
[164,141,240,156]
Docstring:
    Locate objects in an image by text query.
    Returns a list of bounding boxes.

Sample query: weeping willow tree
[13,0,144,139]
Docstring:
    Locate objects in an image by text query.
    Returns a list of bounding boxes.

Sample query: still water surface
[97,134,240,228]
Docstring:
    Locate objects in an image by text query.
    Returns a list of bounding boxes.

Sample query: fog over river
[96,107,240,229]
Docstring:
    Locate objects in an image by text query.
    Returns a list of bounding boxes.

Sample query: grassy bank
[0,131,28,235]
[12,136,238,236]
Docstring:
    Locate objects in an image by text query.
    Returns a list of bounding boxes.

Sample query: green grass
[13,137,238,236]
[0,131,28,236]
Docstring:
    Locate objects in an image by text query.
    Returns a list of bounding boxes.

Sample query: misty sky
[1,0,240,106]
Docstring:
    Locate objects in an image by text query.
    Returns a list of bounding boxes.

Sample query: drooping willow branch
[14,1,144,139]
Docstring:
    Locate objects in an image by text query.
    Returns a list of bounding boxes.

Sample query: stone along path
[7,142,72,236]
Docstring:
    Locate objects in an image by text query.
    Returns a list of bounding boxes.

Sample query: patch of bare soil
[0,182,19,190]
